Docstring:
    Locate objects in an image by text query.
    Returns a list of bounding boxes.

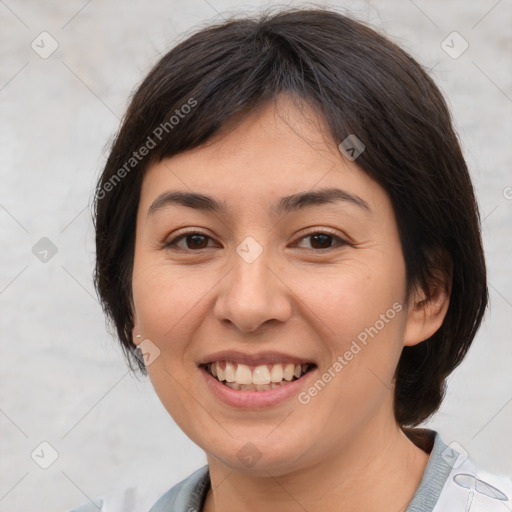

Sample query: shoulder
[428,432,512,512]
[149,465,210,512]
[68,466,210,512]
[434,454,512,512]
[406,430,511,512]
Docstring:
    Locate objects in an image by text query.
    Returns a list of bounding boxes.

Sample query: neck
[203,419,430,512]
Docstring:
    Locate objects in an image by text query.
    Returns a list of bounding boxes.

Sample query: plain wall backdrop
[0,0,511,510]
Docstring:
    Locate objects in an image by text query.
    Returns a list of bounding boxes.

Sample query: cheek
[131,264,213,431]
[291,256,406,342]
[289,257,407,401]
[132,261,213,342]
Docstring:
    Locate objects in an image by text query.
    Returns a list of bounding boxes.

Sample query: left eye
[294,232,347,250]
[164,231,347,251]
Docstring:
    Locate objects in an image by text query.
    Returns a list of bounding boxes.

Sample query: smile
[203,361,316,391]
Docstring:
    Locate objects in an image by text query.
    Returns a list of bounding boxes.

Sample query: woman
[72,7,510,512]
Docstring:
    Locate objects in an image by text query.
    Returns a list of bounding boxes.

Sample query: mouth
[200,361,317,391]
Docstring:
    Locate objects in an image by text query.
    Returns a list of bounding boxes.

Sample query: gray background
[0,0,511,510]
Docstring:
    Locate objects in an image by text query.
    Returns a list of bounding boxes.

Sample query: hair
[93,7,488,428]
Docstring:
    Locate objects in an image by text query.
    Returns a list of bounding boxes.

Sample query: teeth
[270,364,284,383]
[283,363,295,381]
[226,381,290,391]
[207,361,311,388]
[253,365,271,385]
[216,362,225,382]
[224,361,236,383]
[235,363,253,385]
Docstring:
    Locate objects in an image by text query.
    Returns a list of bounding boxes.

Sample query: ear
[403,259,452,347]
[132,311,141,346]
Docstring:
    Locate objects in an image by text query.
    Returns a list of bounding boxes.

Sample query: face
[131,96,419,476]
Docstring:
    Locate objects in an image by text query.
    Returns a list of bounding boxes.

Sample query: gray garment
[148,430,451,512]
[149,465,210,512]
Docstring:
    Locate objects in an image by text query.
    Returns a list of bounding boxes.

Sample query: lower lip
[199,366,317,409]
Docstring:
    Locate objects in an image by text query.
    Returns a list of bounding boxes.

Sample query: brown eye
[295,231,348,250]
[184,234,210,249]
[309,233,334,249]
[164,231,216,251]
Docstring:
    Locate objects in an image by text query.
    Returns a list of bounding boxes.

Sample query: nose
[213,248,292,334]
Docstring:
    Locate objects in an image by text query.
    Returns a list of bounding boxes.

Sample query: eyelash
[162,229,349,252]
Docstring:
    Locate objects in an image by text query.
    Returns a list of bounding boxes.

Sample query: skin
[131,95,450,512]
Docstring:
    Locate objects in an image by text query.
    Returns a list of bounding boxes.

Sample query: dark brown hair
[93,7,488,427]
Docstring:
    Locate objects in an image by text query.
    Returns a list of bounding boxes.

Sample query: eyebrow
[147,187,371,218]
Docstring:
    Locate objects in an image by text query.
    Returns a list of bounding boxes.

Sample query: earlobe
[403,282,451,347]
[132,313,141,346]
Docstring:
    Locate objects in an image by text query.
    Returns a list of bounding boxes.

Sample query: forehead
[139,97,388,218]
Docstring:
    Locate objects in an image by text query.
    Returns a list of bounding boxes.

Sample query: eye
[294,230,348,250]
[162,229,349,252]
[163,231,218,251]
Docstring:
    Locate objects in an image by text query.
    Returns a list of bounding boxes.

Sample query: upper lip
[197,350,316,367]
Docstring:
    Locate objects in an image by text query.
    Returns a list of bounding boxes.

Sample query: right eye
[163,231,219,251]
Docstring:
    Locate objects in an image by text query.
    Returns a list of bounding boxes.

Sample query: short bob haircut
[93,7,487,428]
